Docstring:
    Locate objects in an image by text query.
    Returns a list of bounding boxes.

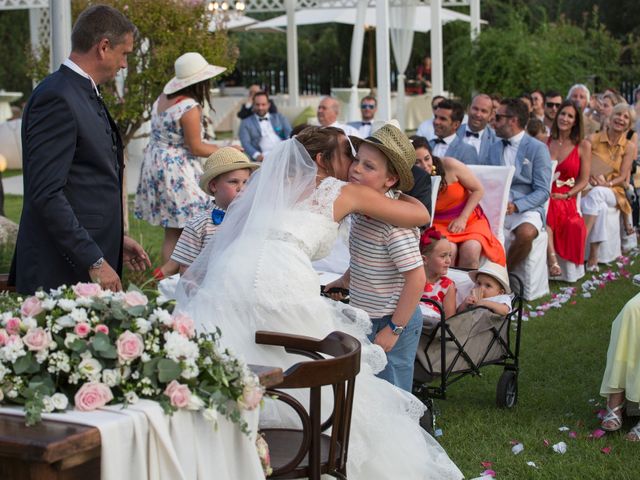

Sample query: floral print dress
[135,98,213,228]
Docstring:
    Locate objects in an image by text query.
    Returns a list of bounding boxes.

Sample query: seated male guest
[348,95,377,138]
[416,95,445,141]
[430,99,478,165]
[542,90,563,135]
[237,84,277,120]
[457,93,496,165]
[316,96,359,136]
[238,91,291,162]
[487,98,552,270]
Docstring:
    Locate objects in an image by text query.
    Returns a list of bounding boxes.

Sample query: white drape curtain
[348,0,368,122]
[390,0,416,129]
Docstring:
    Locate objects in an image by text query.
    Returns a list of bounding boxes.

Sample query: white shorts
[504,210,543,233]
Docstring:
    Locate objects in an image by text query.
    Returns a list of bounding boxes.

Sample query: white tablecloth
[0,400,264,480]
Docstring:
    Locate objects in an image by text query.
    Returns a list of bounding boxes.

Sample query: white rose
[101,369,120,387]
[57,299,77,312]
[22,317,37,330]
[42,396,55,413]
[187,394,205,411]
[51,393,68,410]
[69,308,88,323]
[35,291,45,299]
[154,308,173,326]
[124,391,139,404]
[56,315,76,328]
[181,363,199,379]
[203,408,218,423]
[135,318,151,334]
[78,358,103,378]
[75,297,94,308]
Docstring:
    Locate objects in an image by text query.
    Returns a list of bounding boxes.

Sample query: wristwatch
[89,257,105,270]
[388,319,405,336]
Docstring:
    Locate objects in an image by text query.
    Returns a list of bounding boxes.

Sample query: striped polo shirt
[349,190,423,318]
[170,208,220,267]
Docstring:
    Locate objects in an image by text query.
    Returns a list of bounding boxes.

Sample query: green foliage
[68,0,238,145]
[446,9,623,103]
[0,10,33,101]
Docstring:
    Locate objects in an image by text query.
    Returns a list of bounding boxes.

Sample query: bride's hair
[295,126,345,177]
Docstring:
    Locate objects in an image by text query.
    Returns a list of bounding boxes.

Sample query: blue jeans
[368,306,422,392]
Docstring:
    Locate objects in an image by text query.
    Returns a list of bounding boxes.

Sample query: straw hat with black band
[349,123,415,192]
[468,261,512,295]
[164,52,226,95]
[199,148,260,196]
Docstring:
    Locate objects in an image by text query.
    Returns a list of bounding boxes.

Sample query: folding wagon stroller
[412,275,524,431]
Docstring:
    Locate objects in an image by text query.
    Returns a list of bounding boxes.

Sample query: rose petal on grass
[543,439,550,447]
[558,426,569,431]
[552,442,567,454]
[569,431,577,439]
[481,469,496,477]
[526,461,538,468]
[588,429,606,439]
[511,443,524,455]
[480,461,493,468]
[434,428,443,437]
[601,446,612,454]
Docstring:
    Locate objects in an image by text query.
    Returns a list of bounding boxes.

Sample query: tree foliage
[68,0,238,145]
[0,10,33,103]
[445,8,623,104]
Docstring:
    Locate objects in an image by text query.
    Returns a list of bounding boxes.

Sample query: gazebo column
[430,0,443,96]
[285,0,299,107]
[470,0,481,40]
[49,0,72,72]
[375,0,391,120]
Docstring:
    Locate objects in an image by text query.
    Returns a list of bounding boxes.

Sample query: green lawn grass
[2,194,640,478]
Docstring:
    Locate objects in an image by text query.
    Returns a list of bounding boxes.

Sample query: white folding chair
[429,175,441,227]
[504,161,556,301]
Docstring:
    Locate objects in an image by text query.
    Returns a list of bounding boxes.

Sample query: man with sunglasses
[348,95,377,138]
[487,98,551,270]
[543,90,563,135]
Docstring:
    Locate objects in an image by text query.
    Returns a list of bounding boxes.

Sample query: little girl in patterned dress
[420,227,456,319]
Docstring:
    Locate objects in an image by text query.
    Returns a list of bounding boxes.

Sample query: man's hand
[89,260,122,291]
[123,236,151,272]
[506,202,518,215]
[374,326,400,353]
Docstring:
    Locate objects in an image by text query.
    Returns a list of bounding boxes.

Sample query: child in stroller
[457,262,512,316]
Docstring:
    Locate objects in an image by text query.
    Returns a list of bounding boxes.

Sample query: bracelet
[89,257,104,270]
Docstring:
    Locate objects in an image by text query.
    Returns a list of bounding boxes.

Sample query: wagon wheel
[496,370,518,408]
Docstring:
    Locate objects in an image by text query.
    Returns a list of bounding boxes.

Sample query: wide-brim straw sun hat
[468,261,512,295]
[163,52,226,95]
[349,122,415,192]
[199,147,260,195]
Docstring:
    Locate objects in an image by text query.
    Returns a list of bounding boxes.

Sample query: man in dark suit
[456,93,497,165]
[10,5,150,294]
[429,99,478,165]
[238,91,291,162]
[486,98,551,270]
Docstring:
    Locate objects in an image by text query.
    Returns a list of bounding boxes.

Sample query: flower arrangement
[0,282,263,430]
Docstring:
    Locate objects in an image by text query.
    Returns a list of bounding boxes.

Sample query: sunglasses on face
[360,104,376,110]
[494,113,514,122]
[546,102,561,109]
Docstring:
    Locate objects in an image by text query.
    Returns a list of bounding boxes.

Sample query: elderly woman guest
[135,52,228,277]
[581,103,636,271]
[412,135,505,269]
[600,292,640,441]
[545,100,590,277]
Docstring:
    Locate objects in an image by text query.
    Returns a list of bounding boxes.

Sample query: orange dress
[433,182,506,266]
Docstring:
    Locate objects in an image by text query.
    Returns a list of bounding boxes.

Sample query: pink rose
[171,313,195,338]
[21,296,43,318]
[239,385,264,411]
[74,382,113,411]
[23,327,51,352]
[73,282,102,298]
[115,331,144,362]
[74,322,92,338]
[5,318,21,335]
[164,380,191,408]
[123,291,148,308]
[0,329,8,346]
[95,324,109,335]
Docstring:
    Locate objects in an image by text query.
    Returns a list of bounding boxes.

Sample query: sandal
[586,263,600,273]
[548,253,562,277]
[626,420,640,442]
[601,402,625,432]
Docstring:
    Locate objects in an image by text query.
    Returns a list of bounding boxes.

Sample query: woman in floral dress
[135,53,227,272]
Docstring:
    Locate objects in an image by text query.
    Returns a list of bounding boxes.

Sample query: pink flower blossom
[115,331,144,362]
[5,317,21,335]
[74,382,113,411]
[20,296,43,318]
[74,322,92,338]
[239,384,263,410]
[95,324,109,335]
[0,328,7,346]
[164,380,191,408]
[72,282,102,298]
[23,327,51,352]
[123,291,148,308]
[172,313,195,338]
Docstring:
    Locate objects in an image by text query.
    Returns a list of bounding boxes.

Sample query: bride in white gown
[176,127,463,479]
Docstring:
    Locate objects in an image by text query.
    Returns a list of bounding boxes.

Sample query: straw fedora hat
[468,261,511,295]
[349,122,415,191]
[198,148,260,195]
[163,52,226,95]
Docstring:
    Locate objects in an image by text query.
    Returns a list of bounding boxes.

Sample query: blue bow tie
[211,209,225,225]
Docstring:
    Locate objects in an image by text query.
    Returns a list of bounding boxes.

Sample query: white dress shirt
[432,132,457,158]
[356,122,373,138]
[416,119,436,141]
[256,113,282,159]
[462,127,485,154]
[501,130,526,167]
[329,121,360,137]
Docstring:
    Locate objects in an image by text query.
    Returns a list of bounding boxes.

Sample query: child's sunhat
[468,261,511,294]
[198,147,260,195]
[349,121,415,192]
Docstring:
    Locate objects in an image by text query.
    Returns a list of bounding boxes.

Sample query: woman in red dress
[546,100,591,277]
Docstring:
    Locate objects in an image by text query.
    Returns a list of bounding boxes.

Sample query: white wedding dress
[176,140,463,479]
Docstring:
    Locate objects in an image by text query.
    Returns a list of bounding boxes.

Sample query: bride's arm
[333,183,430,227]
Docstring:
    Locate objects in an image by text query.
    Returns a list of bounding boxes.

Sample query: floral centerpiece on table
[0,282,263,430]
